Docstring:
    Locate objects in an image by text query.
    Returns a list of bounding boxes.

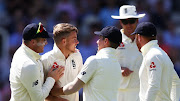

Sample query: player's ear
[30,39,37,46]
[104,38,109,44]
[104,38,111,47]
[62,38,66,46]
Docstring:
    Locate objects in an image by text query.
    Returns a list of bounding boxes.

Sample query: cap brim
[111,14,145,19]
[131,32,137,35]
[94,31,102,36]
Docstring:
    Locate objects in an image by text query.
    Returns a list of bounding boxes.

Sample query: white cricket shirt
[77,47,122,101]
[116,29,143,89]
[139,40,180,101]
[41,44,83,101]
[10,43,55,101]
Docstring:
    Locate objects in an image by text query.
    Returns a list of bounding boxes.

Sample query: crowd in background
[0,0,180,100]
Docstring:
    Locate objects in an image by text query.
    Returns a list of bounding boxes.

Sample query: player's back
[82,47,122,101]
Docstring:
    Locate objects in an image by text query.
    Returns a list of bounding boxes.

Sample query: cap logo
[124,8,128,14]
[36,22,44,34]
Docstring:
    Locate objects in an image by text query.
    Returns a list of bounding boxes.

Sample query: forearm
[63,78,84,95]
[50,83,65,97]
[63,82,79,95]
[45,94,68,101]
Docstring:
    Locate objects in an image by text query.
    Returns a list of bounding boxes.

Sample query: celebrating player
[132,22,180,101]
[50,26,122,101]
[41,23,83,101]
[9,22,64,101]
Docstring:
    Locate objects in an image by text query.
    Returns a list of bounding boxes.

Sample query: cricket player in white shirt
[132,22,180,101]
[50,26,122,101]
[111,5,145,101]
[41,23,83,101]
[9,22,64,101]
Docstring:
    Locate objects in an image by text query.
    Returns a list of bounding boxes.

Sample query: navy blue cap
[131,22,157,37]
[94,26,122,44]
[23,22,53,40]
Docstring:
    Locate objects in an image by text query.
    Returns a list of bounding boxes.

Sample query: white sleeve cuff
[46,77,55,85]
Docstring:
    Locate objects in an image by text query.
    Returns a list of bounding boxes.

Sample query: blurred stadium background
[0,0,180,100]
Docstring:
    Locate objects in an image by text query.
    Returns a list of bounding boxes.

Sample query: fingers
[58,66,65,73]
[49,66,55,72]
[48,65,65,81]
[55,66,65,79]
[122,68,133,77]
[59,72,64,78]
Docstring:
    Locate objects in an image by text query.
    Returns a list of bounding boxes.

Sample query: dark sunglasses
[36,22,44,34]
[121,18,137,25]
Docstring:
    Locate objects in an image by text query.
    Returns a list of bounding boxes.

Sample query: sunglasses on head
[121,18,137,25]
[36,22,44,34]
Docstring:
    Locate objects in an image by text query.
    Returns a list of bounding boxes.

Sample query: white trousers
[118,88,139,101]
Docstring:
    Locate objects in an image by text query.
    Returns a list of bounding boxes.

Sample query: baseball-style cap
[94,26,122,44]
[111,5,145,19]
[131,22,157,37]
[23,22,53,40]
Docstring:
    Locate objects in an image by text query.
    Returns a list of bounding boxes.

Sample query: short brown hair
[102,37,119,49]
[53,23,78,44]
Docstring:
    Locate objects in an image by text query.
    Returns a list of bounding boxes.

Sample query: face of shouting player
[96,36,106,52]
[65,31,79,54]
[33,38,48,53]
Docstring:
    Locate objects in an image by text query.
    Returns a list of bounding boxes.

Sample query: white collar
[140,40,159,57]
[121,29,133,43]
[22,43,41,60]
[96,47,116,58]
[52,43,66,60]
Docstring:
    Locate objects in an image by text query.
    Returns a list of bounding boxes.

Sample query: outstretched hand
[48,65,65,81]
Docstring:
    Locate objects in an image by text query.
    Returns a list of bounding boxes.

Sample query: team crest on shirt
[52,62,59,71]
[149,62,156,71]
[118,42,125,49]
[72,59,76,69]
[32,80,38,87]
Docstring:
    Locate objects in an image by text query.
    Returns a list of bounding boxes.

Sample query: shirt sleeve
[170,69,180,101]
[77,56,97,84]
[20,62,55,101]
[145,55,162,101]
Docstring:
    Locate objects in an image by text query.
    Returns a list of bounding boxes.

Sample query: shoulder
[148,47,163,59]
[145,47,166,65]
[41,50,54,61]
[20,59,39,75]
[71,50,82,58]
[70,50,83,63]
[84,55,97,65]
